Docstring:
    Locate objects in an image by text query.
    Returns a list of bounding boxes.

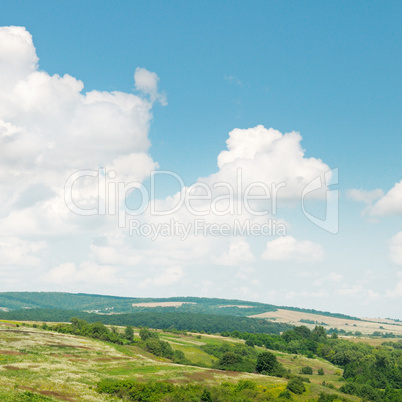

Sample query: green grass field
[0,322,359,401]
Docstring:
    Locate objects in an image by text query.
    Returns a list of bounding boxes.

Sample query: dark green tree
[255,351,279,374]
[125,325,134,342]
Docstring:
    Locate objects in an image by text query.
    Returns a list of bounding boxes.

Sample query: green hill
[0,292,360,320]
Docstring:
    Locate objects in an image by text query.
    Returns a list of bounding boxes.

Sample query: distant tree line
[0,309,291,334]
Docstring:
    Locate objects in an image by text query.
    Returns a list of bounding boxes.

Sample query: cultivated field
[131,302,196,308]
[250,308,402,336]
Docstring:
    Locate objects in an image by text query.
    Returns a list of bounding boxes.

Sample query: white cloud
[337,286,381,301]
[0,26,38,89]
[312,278,324,287]
[0,25,174,292]
[134,67,167,105]
[46,261,120,285]
[235,266,255,280]
[386,273,402,298]
[286,289,329,299]
[367,290,381,301]
[46,263,77,284]
[337,285,362,296]
[262,236,324,262]
[0,237,46,267]
[369,181,402,216]
[328,272,343,282]
[215,238,255,266]
[347,189,383,204]
[154,266,184,286]
[1,26,348,306]
[389,232,402,265]
[212,125,331,200]
[0,26,162,253]
[141,266,184,287]
[224,75,243,86]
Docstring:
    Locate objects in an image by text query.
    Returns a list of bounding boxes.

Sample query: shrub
[278,389,292,399]
[318,392,348,402]
[245,339,255,348]
[287,377,305,394]
[300,366,313,375]
[235,380,257,391]
[139,328,159,341]
[144,338,174,359]
[318,368,325,375]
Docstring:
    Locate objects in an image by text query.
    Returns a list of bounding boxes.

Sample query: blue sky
[0,1,401,318]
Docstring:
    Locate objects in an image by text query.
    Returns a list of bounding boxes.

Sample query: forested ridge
[0,292,362,320]
[0,308,291,334]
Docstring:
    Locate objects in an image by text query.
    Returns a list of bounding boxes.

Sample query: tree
[255,351,279,374]
[125,325,134,342]
[312,326,327,342]
[218,352,242,368]
[139,328,158,341]
[294,326,311,339]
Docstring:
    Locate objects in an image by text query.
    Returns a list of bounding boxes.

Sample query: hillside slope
[0,319,358,401]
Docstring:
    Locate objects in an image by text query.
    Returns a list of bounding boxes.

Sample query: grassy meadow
[0,320,360,401]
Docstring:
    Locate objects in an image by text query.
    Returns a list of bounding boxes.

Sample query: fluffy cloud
[214,238,255,266]
[286,289,329,299]
[336,286,381,301]
[1,26,338,299]
[142,124,331,239]
[369,181,402,216]
[262,236,324,262]
[386,273,402,298]
[134,67,167,105]
[141,266,184,287]
[0,26,38,88]
[389,232,402,265]
[0,26,161,237]
[347,189,383,204]
[46,262,120,285]
[0,237,46,267]
[213,125,331,200]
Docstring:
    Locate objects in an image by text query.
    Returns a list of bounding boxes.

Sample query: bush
[318,368,325,375]
[318,392,348,401]
[278,389,292,399]
[139,328,159,341]
[97,379,277,401]
[235,380,257,391]
[300,366,313,375]
[287,377,305,394]
[144,338,173,359]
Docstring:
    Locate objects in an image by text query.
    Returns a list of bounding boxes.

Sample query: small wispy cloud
[224,74,243,86]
